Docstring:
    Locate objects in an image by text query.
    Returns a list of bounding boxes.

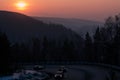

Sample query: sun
[15,1,28,10]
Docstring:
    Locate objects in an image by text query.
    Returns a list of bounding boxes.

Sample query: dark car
[33,65,45,71]
[58,66,67,73]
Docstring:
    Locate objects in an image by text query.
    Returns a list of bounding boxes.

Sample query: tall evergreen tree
[84,32,93,62]
[42,36,49,62]
[61,39,77,62]
[93,27,104,63]
[32,38,41,62]
[112,27,120,65]
[0,32,11,75]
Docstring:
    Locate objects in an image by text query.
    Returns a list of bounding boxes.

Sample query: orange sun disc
[15,1,28,10]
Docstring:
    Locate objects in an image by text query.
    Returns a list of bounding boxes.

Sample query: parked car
[33,65,45,71]
[58,66,67,73]
[54,70,64,80]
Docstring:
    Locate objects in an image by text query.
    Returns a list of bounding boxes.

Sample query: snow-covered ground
[0,76,12,80]
[0,65,120,80]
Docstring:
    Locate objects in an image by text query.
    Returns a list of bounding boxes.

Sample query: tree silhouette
[84,32,93,62]
[42,36,49,62]
[0,32,11,75]
[32,38,41,62]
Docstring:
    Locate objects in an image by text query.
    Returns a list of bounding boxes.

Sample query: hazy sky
[0,0,120,22]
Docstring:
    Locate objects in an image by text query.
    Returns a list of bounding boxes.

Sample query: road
[0,65,120,80]
[46,65,120,80]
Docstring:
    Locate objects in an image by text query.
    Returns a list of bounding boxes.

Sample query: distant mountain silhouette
[0,11,83,44]
[35,17,103,36]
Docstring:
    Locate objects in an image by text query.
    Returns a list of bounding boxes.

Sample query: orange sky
[0,0,120,22]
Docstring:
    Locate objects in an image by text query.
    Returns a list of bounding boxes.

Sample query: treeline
[0,31,81,75]
[0,14,120,75]
[84,14,120,65]
[10,37,80,63]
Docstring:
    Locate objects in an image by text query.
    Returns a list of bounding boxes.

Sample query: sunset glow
[15,1,28,10]
[0,0,120,21]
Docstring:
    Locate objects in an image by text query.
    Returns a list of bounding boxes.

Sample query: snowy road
[0,65,120,80]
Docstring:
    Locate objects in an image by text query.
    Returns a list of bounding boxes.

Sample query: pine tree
[0,32,11,75]
[32,38,41,62]
[84,32,93,62]
[93,27,104,63]
[42,36,49,62]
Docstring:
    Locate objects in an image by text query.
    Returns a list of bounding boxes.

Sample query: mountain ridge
[0,11,83,44]
[35,17,103,36]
